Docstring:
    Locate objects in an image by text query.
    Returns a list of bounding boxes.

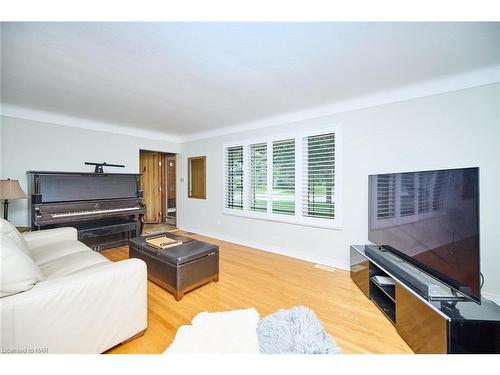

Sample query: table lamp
[0,179,28,221]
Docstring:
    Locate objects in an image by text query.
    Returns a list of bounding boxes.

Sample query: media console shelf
[350,245,500,353]
[369,266,396,324]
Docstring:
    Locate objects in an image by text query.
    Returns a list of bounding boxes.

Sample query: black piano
[28,171,146,251]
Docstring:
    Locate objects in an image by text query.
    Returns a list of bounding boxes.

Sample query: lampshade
[0,179,28,200]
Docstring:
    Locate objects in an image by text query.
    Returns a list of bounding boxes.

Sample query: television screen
[368,167,480,303]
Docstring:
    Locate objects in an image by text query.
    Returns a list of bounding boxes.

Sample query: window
[272,139,295,215]
[303,133,335,219]
[248,143,267,212]
[222,127,341,229]
[188,156,206,199]
[224,146,243,209]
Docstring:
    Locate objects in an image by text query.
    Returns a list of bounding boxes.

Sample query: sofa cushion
[0,218,31,257]
[0,237,45,298]
[39,250,110,279]
[31,240,92,266]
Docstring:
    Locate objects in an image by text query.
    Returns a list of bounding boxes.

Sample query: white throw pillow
[0,237,45,297]
[0,218,31,257]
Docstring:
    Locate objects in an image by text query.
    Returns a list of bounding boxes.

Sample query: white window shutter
[248,143,267,212]
[302,133,335,219]
[272,139,295,215]
[223,126,340,229]
[224,146,244,210]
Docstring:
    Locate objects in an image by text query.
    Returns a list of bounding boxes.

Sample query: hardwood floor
[142,223,177,235]
[102,231,413,354]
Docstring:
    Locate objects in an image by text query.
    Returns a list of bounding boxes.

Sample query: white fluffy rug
[164,306,340,354]
[165,308,260,353]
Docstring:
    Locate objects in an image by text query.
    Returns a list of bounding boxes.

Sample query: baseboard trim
[482,292,500,306]
[178,225,350,271]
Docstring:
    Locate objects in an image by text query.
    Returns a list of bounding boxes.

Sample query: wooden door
[140,151,164,223]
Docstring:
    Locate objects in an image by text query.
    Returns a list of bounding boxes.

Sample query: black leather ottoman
[129,232,219,300]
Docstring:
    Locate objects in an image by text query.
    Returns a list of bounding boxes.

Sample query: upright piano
[28,171,146,251]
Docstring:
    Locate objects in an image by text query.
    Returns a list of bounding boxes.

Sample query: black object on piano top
[28,171,146,251]
[85,162,125,174]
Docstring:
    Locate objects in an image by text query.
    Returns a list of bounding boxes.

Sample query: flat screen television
[368,167,480,303]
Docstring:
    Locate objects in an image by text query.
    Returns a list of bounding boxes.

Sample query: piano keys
[51,206,141,218]
[28,171,146,251]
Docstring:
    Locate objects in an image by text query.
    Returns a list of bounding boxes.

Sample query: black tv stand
[350,245,500,353]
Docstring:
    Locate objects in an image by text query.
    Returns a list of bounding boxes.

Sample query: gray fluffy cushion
[257,306,341,354]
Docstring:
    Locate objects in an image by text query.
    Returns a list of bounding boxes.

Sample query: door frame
[165,154,177,226]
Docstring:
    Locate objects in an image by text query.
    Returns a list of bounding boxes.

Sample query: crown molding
[179,64,500,143]
[0,104,182,143]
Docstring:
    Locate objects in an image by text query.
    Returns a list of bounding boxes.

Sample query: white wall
[1,85,498,299]
[0,116,180,225]
[177,84,500,298]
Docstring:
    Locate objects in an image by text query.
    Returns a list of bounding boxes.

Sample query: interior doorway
[139,150,177,227]
[165,154,177,225]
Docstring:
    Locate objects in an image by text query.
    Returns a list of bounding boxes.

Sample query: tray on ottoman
[129,232,219,301]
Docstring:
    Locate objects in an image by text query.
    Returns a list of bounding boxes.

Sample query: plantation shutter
[248,143,267,212]
[302,133,335,219]
[376,174,396,220]
[224,146,243,209]
[272,139,295,215]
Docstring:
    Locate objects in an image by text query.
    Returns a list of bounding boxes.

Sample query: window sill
[222,208,342,230]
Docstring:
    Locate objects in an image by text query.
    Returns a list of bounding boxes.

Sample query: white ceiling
[1,22,499,140]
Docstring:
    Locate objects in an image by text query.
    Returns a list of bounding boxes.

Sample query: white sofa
[0,219,147,354]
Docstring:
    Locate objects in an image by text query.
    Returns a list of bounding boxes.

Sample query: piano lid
[28,171,141,204]
[27,171,141,176]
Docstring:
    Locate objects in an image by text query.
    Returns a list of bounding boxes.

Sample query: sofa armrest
[0,258,147,354]
[22,227,78,249]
